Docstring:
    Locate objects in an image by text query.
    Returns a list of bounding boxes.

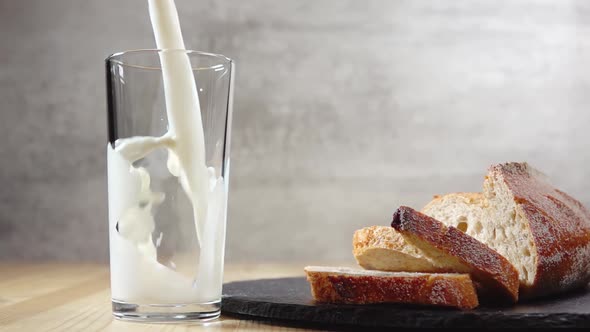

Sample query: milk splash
[108,0,226,304]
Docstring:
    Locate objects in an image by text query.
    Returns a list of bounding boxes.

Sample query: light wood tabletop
[0,262,324,332]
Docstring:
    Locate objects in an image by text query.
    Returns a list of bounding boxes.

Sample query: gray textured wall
[1,0,590,263]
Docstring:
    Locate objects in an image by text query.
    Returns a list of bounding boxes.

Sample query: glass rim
[106,49,233,71]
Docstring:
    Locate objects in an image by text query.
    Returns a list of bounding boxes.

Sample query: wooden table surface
[0,262,323,332]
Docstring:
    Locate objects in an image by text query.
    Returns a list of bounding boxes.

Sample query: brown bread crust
[490,162,590,299]
[305,267,479,310]
[391,206,520,303]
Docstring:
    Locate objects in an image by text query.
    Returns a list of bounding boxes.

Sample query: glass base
[112,299,221,322]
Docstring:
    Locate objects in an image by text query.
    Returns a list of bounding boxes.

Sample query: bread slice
[353,193,487,274]
[353,226,440,272]
[304,266,479,310]
[422,192,485,235]
[391,206,520,302]
[423,163,590,299]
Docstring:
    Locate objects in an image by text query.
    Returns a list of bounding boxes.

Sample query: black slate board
[221,277,590,329]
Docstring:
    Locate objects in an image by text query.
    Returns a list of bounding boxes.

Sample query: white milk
[108,0,226,304]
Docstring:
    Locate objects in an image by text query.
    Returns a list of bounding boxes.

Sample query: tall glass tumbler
[105,49,234,322]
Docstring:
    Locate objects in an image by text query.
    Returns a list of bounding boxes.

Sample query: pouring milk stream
[108,0,226,303]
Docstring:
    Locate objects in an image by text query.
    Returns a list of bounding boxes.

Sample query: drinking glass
[105,49,234,322]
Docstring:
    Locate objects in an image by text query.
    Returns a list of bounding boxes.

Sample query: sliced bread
[353,225,440,272]
[304,266,479,309]
[391,206,520,302]
[423,162,590,299]
[422,192,485,235]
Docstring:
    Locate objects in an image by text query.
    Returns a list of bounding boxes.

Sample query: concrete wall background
[1,0,590,263]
